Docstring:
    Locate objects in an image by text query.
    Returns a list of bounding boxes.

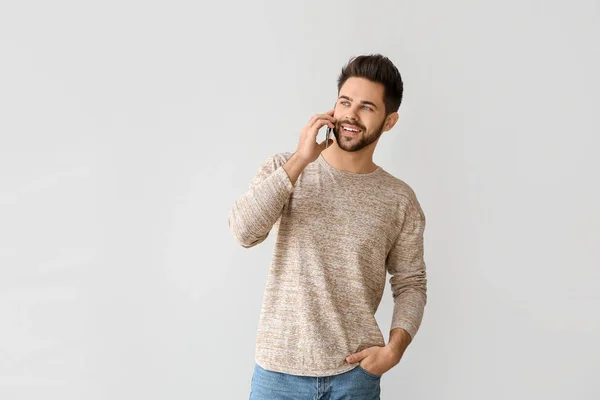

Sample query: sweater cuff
[390,320,417,341]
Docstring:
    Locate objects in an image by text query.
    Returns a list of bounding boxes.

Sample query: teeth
[344,127,359,132]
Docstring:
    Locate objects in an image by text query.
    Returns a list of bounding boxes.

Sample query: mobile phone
[325,127,332,148]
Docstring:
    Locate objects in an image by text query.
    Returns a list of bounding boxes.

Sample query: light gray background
[1,0,599,399]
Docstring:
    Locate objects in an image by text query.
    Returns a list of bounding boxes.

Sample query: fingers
[308,112,336,127]
[309,120,334,142]
[315,117,335,130]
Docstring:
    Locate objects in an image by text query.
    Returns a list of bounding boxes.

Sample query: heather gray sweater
[228,152,427,377]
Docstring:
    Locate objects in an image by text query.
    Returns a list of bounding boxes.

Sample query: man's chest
[283,184,399,254]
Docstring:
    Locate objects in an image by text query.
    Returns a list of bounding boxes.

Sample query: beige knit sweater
[228,152,427,377]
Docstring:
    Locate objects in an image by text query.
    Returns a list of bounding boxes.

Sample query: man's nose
[346,108,359,122]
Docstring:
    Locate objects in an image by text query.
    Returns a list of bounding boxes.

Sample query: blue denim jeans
[249,362,381,399]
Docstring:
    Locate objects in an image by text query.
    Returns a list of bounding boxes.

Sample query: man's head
[333,54,403,153]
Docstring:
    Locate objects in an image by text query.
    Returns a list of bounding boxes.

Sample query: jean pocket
[357,365,382,379]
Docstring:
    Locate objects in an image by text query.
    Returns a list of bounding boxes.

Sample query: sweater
[228,151,427,377]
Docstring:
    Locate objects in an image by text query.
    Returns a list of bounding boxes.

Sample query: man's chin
[339,144,364,153]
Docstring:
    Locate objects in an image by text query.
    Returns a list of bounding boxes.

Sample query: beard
[332,118,386,152]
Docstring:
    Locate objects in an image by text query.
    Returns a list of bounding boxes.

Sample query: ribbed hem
[255,356,358,377]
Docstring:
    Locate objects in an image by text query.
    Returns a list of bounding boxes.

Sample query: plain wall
[1,0,599,399]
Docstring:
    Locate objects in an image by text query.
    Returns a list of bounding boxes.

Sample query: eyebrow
[338,95,379,109]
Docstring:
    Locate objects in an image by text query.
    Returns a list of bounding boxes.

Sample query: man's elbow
[234,232,268,248]
[228,214,268,248]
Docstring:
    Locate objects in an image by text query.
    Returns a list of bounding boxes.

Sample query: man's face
[333,77,390,153]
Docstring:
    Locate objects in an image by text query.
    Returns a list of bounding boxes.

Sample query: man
[228,54,427,399]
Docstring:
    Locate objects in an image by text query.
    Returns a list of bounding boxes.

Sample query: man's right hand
[295,109,336,164]
[283,110,336,186]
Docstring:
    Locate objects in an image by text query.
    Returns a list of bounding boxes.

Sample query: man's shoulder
[377,169,419,203]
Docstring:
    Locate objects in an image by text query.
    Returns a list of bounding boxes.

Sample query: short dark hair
[337,54,404,115]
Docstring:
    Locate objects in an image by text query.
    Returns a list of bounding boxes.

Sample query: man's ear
[383,112,399,132]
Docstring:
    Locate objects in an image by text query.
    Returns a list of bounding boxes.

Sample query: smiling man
[229,54,428,400]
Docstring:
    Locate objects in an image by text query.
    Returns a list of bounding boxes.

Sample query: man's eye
[363,106,372,111]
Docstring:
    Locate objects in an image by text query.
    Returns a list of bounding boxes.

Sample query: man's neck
[321,146,378,174]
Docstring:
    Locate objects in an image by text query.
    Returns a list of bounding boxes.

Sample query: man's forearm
[387,327,412,357]
[282,152,310,185]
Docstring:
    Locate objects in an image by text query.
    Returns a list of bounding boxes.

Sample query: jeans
[249,362,381,400]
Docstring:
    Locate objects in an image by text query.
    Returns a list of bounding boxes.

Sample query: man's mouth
[341,124,362,135]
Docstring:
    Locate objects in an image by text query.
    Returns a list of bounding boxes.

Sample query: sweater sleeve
[228,152,295,248]
[386,194,428,340]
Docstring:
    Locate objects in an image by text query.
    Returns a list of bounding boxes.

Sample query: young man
[229,54,427,399]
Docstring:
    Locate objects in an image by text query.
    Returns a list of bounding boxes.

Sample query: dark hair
[337,54,403,115]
